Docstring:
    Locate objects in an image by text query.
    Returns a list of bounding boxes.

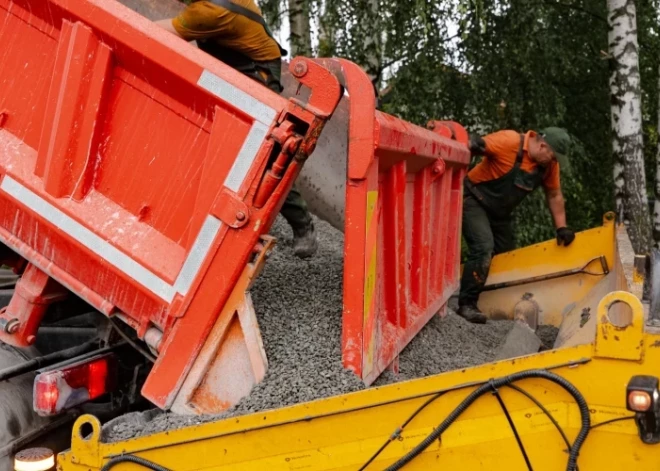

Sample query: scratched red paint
[0,0,340,411]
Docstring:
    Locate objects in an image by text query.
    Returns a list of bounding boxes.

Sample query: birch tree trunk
[363,0,382,85]
[654,65,660,247]
[288,0,312,56]
[608,0,652,253]
[318,0,336,57]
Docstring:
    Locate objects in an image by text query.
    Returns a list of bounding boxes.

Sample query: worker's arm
[545,187,566,229]
[545,186,575,246]
[468,134,487,156]
[471,130,519,158]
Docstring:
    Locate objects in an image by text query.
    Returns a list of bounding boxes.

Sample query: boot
[457,304,487,324]
[292,222,318,259]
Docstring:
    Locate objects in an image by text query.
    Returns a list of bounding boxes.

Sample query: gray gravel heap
[102,216,557,442]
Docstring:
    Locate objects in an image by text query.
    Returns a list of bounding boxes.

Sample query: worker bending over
[458,127,575,324]
[156,0,317,258]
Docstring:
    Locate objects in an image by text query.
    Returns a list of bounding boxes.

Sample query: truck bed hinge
[253,120,303,209]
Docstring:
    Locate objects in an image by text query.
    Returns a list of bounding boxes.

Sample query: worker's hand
[556,227,575,246]
[468,134,486,155]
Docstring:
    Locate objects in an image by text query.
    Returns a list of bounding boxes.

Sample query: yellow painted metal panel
[478,214,617,327]
[595,291,644,360]
[58,291,660,471]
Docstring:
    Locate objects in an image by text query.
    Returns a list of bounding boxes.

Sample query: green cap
[540,127,571,171]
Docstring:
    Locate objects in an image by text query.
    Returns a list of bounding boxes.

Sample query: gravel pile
[102,216,557,442]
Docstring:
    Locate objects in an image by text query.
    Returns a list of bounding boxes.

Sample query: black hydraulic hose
[358,392,445,471]
[0,339,97,382]
[384,369,590,471]
[100,455,171,471]
[491,387,533,471]
[506,384,576,467]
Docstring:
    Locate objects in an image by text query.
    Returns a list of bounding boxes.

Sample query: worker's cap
[539,127,571,171]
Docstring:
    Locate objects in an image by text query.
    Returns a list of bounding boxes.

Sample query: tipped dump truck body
[0,0,344,413]
[0,0,471,419]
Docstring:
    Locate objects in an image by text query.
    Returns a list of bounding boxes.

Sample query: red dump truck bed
[0,0,470,415]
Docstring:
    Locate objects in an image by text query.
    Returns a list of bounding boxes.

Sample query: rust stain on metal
[580,307,591,328]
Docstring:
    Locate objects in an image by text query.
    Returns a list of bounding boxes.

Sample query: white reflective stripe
[224,122,268,192]
[0,177,223,304]
[173,215,222,295]
[198,70,277,125]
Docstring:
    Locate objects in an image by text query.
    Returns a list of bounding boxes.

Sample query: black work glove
[556,227,575,246]
[468,134,486,156]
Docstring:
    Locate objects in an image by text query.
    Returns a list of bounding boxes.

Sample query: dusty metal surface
[281,70,348,232]
[554,222,638,349]
[479,213,617,327]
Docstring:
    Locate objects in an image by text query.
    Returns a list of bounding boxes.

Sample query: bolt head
[236,211,246,221]
[292,61,308,78]
[432,160,446,176]
[4,318,19,334]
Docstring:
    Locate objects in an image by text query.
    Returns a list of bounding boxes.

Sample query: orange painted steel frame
[316,59,471,384]
[0,0,340,409]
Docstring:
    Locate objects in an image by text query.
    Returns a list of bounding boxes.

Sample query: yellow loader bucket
[477,212,645,349]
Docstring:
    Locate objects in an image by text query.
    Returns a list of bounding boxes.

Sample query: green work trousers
[281,185,312,232]
[458,194,515,307]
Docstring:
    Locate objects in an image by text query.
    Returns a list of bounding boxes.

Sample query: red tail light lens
[33,354,117,416]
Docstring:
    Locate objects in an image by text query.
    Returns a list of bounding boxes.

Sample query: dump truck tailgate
[0,0,340,410]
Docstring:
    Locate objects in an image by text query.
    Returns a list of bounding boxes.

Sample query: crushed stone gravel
[101,216,558,442]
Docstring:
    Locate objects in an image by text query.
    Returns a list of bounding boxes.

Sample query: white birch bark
[288,0,312,56]
[317,0,335,56]
[363,0,382,85]
[608,0,652,252]
[654,65,660,247]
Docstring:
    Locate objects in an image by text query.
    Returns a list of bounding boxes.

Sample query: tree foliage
[303,0,659,248]
[177,0,660,248]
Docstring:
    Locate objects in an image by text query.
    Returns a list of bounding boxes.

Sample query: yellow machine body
[56,217,660,470]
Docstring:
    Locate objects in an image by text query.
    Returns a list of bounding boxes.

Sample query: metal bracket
[288,58,342,120]
[595,291,644,361]
[211,188,250,228]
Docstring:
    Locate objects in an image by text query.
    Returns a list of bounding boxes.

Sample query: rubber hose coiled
[384,369,590,471]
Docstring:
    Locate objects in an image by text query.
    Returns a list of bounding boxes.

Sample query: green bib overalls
[458,134,545,307]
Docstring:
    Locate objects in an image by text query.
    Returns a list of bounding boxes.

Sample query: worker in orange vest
[156,0,318,258]
[458,127,575,324]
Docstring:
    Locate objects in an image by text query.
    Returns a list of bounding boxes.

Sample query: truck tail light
[627,375,660,444]
[33,354,118,416]
[628,390,653,412]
